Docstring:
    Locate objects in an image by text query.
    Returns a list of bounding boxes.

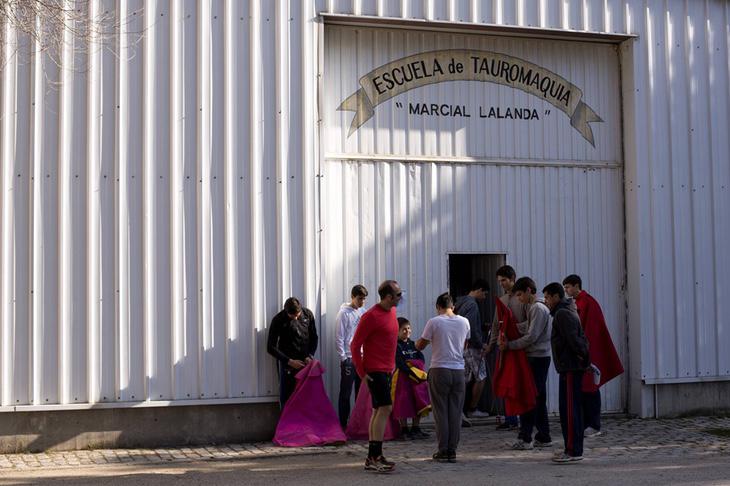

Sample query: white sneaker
[509,440,534,451]
[469,410,490,418]
[461,413,472,427]
[585,427,602,438]
[552,452,583,463]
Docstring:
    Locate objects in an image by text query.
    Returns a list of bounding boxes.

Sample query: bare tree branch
[1,0,144,74]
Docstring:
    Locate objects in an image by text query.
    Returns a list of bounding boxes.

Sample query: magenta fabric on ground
[392,359,431,420]
[273,360,347,447]
[345,380,400,441]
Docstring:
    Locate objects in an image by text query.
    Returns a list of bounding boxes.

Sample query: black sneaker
[534,439,554,448]
[432,451,450,463]
[364,456,395,472]
[399,427,413,440]
[447,449,457,463]
[496,422,518,431]
[411,427,430,439]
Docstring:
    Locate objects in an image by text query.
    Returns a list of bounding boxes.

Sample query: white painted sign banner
[338,49,603,146]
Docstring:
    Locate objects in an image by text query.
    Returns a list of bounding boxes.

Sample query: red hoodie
[350,304,398,378]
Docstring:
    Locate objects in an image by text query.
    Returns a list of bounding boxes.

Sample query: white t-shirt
[421,314,470,370]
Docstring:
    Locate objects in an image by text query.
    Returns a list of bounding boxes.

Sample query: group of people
[267,265,623,473]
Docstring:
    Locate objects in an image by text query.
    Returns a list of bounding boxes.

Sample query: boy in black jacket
[267,297,318,408]
[543,282,590,463]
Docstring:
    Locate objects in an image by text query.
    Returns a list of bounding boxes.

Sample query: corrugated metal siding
[620,0,730,388]
[0,0,728,413]
[0,0,320,407]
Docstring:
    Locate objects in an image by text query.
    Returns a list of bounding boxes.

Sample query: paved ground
[0,416,728,485]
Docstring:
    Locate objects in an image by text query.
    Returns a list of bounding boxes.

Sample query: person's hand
[498,336,508,352]
[483,343,492,356]
[288,359,305,369]
[304,356,313,364]
[364,374,373,383]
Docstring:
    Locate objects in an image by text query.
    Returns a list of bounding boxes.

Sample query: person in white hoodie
[336,284,369,428]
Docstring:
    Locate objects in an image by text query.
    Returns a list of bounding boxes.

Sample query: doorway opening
[448,253,506,417]
[448,253,506,324]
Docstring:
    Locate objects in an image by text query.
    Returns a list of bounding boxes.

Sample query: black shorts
[366,371,393,408]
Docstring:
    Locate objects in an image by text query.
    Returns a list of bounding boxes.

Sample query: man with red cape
[563,275,624,437]
[492,297,537,420]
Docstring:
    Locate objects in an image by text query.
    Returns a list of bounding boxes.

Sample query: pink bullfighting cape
[273,360,346,447]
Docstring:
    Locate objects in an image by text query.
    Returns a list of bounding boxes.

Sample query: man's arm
[350,314,370,378]
[508,305,548,350]
[555,310,589,359]
[266,316,289,362]
[334,310,348,362]
[307,309,318,357]
[416,320,433,351]
[461,300,482,345]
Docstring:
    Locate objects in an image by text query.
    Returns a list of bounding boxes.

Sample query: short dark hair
[542,282,565,299]
[470,278,490,293]
[378,280,399,299]
[284,297,302,315]
[351,284,368,298]
[562,274,582,289]
[513,277,537,294]
[397,317,410,328]
[496,265,516,280]
[436,292,454,309]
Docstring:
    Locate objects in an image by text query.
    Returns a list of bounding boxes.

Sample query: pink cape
[391,360,431,420]
[273,360,347,447]
[345,379,401,441]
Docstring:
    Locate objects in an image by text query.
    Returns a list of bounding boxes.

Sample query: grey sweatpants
[428,367,466,453]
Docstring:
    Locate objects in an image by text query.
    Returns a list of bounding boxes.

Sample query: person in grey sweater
[498,277,552,450]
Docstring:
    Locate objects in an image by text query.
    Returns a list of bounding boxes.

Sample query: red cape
[575,291,624,392]
[492,298,537,416]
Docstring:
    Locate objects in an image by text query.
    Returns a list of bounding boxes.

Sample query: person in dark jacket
[267,297,318,408]
[543,282,589,464]
[454,278,490,420]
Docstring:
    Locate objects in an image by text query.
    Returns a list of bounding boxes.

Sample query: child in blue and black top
[393,317,431,439]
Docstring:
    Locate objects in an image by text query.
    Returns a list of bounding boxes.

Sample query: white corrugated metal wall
[321,25,626,413]
[0,0,320,408]
[0,0,728,417]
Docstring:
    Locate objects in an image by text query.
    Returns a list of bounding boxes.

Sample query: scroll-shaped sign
[338,49,603,146]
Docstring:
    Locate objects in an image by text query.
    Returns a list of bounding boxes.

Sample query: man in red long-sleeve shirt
[350,280,401,473]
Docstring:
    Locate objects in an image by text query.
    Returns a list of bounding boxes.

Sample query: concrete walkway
[0,416,728,485]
